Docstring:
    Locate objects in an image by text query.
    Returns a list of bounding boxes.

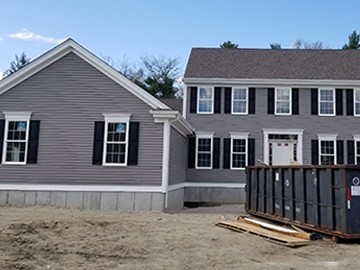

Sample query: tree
[140,55,181,98]
[220,41,239,48]
[294,39,328,49]
[270,43,282,49]
[342,30,360,49]
[4,52,30,77]
[101,54,181,98]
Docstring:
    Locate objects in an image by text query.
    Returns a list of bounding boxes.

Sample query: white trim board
[0,184,162,192]
[0,39,169,111]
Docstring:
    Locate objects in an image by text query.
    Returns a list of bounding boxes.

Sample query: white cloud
[8,29,65,44]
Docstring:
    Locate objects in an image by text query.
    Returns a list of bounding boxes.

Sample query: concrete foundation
[0,190,165,211]
[184,187,245,204]
[166,188,185,213]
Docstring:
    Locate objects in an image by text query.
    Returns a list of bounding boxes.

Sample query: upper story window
[354,89,360,116]
[319,89,335,116]
[232,87,248,114]
[103,113,131,166]
[275,88,291,115]
[195,133,213,169]
[197,87,213,113]
[2,112,32,165]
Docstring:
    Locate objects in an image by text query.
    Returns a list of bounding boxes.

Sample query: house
[0,39,193,212]
[2,41,360,211]
[182,47,360,203]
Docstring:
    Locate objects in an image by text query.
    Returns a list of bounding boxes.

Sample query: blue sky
[0,0,359,79]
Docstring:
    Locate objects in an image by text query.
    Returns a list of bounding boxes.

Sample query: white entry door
[272,142,293,165]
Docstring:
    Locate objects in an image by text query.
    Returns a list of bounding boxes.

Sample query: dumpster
[246,165,360,239]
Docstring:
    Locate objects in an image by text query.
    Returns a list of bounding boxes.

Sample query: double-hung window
[196,133,213,169]
[197,87,213,113]
[354,89,360,116]
[2,112,32,165]
[232,87,248,114]
[103,113,131,166]
[318,134,337,165]
[319,89,335,116]
[275,87,291,115]
[230,133,249,169]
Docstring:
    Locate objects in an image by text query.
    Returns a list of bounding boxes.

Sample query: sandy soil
[0,204,359,270]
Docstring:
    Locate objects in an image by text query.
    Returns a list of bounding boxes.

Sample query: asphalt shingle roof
[184,48,360,80]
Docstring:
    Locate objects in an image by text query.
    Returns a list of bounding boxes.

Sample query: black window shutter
[213,138,220,169]
[311,140,319,165]
[346,89,354,116]
[292,88,299,115]
[128,122,140,165]
[249,88,256,114]
[267,88,275,114]
[336,140,344,164]
[248,138,255,166]
[214,87,221,113]
[189,87,198,114]
[335,89,343,116]
[224,87,232,114]
[223,138,231,169]
[188,137,196,168]
[311,88,318,115]
[0,120,4,164]
[92,121,105,165]
[347,140,355,165]
[27,120,41,164]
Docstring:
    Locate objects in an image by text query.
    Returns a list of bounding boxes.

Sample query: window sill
[102,163,127,167]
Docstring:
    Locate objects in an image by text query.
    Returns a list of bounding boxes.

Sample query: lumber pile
[216,216,314,247]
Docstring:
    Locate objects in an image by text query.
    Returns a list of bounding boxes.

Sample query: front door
[272,142,294,165]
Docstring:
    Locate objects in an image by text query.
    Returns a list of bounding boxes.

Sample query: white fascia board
[183,78,360,88]
[0,184,162,192]
[150,110,194,136]
[0,39,170,111]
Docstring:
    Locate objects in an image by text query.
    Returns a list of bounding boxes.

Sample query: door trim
[263,129,304,165]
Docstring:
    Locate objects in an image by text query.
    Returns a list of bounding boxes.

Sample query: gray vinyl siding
[168,127,187,185]
[0,52,163,186]
[186,86,360,184]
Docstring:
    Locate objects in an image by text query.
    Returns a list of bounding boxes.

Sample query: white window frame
[275,87,292,115]
[102,113,131,167]
[353,135,360,164]
[318,88,335,116]
[197,86,214,114]
[354,89,360,117]
[195,132,213,169]
[231,87,248,115]
[230,132,249,170]
[2,112,32,165]
[317,134,337,165]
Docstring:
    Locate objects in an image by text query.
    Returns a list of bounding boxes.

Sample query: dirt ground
[0,205,359,270]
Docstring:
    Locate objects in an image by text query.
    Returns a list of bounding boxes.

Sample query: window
[318,134,337,165]
[196,134,213,169]
[197,87,213,113]
[354,89,360,116]
[103,114,131,166]
[275,88,291,115]
[319,89,335,116]
[356,141,360,165]
[2,112,32,165]
[231,138,247,169]
[232,87,248,114]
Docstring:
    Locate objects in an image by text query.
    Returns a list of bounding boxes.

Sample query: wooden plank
[216,220,311,247]
[240,217,311,240]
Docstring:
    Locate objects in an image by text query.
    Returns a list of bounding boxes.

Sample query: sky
[0,0,359,79]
